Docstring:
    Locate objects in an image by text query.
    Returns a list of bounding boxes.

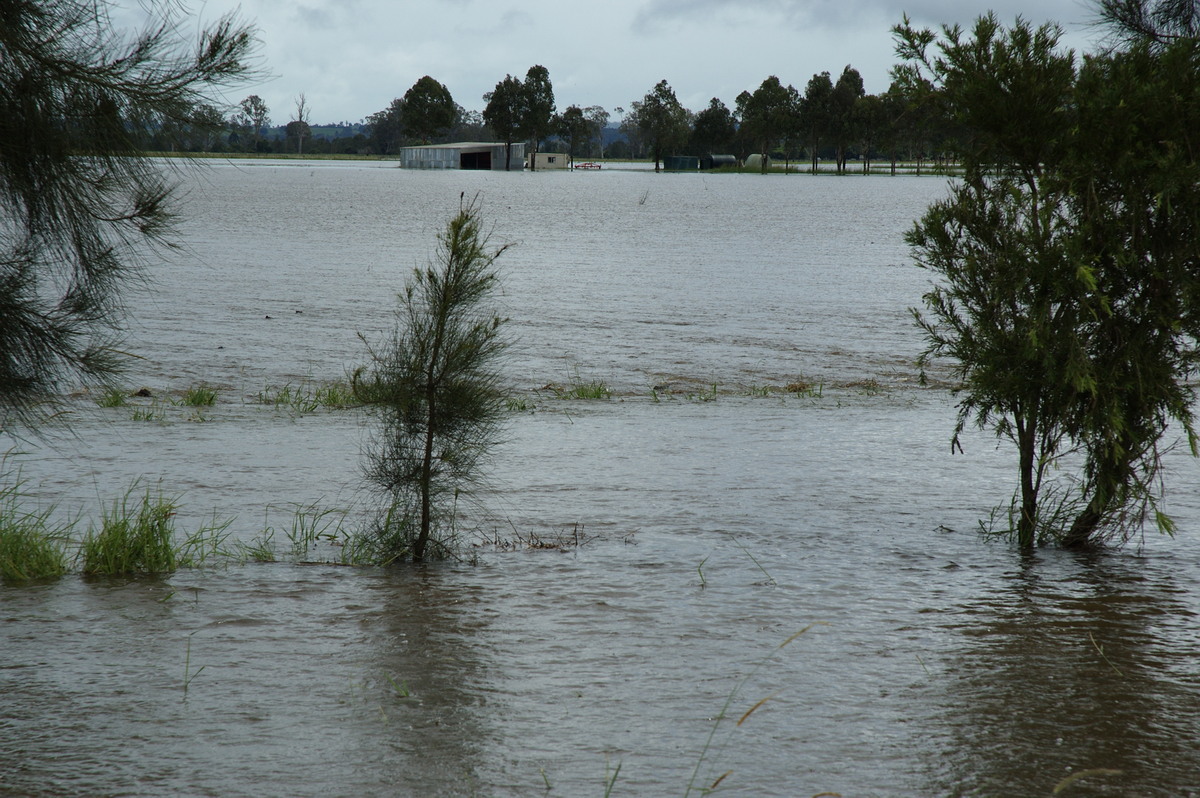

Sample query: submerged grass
[256,380,356,413]
[543,368,612,400]
[180,383,218,407]
[546,378,611,400]
[0,475,70,583]
[95,387,128,408]
[80,487,181,575]
[130,399,167,422]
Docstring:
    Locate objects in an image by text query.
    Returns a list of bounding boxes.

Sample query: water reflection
[928,550,1200,796]
[351,566,495,796]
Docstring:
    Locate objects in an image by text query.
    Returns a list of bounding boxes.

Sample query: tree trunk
[1062,503,1103,548]
[414,290,449,561]
[415,416,434,560]
[1016,417,1038,548]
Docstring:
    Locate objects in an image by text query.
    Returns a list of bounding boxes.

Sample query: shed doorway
[460,151,492,170]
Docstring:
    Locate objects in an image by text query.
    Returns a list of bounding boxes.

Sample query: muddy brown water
[3,161,1200,797]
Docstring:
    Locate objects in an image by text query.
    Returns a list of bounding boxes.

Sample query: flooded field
[3,160,1200,797]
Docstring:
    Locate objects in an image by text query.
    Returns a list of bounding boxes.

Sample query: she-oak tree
[0,0,257,435]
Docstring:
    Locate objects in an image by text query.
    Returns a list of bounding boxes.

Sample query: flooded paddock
[3,161,1200,797]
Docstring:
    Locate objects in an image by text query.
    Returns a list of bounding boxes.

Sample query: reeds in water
[0,475,69,583]
[80,487,181,575]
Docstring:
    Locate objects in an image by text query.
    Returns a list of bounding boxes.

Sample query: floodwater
[3,160,1200,797]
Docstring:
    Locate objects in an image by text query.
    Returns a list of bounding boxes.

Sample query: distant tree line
[149,61,951,171]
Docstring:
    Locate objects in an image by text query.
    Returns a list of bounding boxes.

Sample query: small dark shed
[663,156,700,171]
[701,154,738,170]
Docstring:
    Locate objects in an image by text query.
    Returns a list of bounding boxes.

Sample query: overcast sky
[170,0,1104,125]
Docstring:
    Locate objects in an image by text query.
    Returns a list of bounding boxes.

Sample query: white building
[527,152,569,170]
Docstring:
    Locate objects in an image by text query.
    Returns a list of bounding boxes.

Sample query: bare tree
[288,93,312,154]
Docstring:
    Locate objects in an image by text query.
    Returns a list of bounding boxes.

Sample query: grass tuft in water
[313,380,355,408]
[0,476,70,583]
[177,516,235,566]
[251,503,349,561]
[506,395,532,412]
[340,503,416,566]
[183,632,206,698]
[95,387,128,407]
[846,378,884,396]
[180,383,218,407]
[603,760,622,798]
[131,399,166,422]
[80,486,180,575]
[545,370,611,400]
[285,504,346,559]
[257,380,356,414]
[1051,768,1124,794]
[236,529,277,563]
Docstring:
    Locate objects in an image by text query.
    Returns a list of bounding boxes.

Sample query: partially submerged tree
[899,12,1200,547]
[354,199,511,562]
[800,71,833,173]
[690,98,737,158]
[482,74,524,170]
[582,105,610,158]
[627,80,691,172]
[521,65,555,171]
[556,105,591,165]
[400,75,457,144]
[737,76,800,172]
[830,65,865,173]
[0,0,256,435]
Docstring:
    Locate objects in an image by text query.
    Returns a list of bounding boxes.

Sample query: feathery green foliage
[0,0,256,435]
[353,197,510,562]
[899,13,1200,547]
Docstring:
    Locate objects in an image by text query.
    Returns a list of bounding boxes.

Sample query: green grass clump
[0,479,69,583]
[548,375,611,400]
[130,400,165,422]
[180,383,218,407]
[177,516,235,566]
[236,530,277,563]
[257,380,355,413]
[96,387,128,408]
[80,488,180,575]
[506,395,532,412]
[313,380,355,408]
[258,383,318,413]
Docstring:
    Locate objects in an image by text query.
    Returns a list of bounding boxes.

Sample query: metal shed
[663,156,700,171]
[399,142,525,170]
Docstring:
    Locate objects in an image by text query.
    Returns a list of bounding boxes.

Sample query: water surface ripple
[3,161,1200,797]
